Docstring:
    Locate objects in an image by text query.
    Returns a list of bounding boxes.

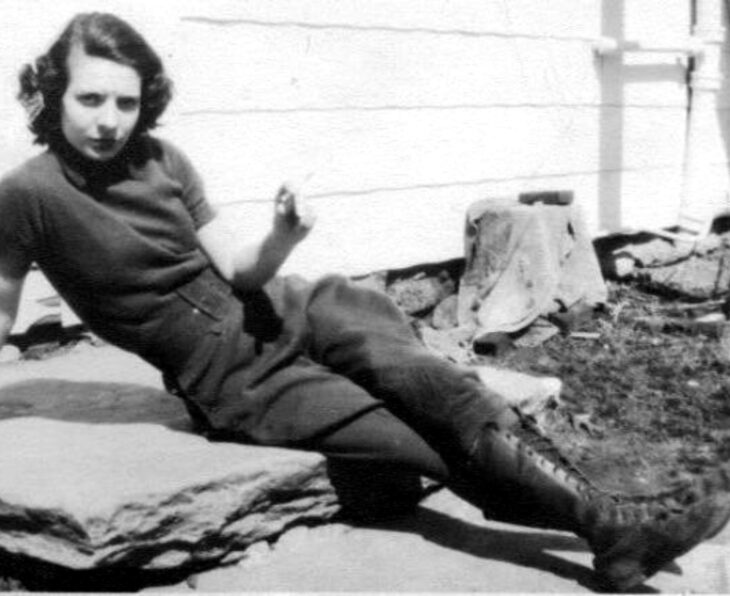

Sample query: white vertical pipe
[679,0,730,234]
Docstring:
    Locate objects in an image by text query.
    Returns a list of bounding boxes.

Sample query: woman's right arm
[0,255,28,353]
[198,183,316,293]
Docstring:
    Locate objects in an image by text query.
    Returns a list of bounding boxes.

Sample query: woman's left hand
[273,182,317,244]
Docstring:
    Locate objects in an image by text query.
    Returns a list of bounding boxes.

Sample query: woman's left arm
[198,183,316,293]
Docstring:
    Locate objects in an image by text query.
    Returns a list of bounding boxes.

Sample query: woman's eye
[118,97,140,112]
[78,94,102,106]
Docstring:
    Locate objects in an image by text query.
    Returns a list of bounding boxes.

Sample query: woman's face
[61,46,142,162]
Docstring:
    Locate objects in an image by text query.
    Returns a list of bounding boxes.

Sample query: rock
[0,376,429,581]
[517,190,574,205]
[620,237,694,268]
[386,271,455,316]
[418,328,564,416]
[474,366,562,416]
[418,326,473,363]
[0,345,21,363]
[0,417,340,572]
[603,254,636,279]
[547,302,597,334]
[695,312,726,323]
[635,315,727,339]
[696,234,723,256]
[569,331,601,340]
[473,331,514,357]
[350,271,387,293]
[140,579,196,593]
[693,313,727,338]
[598,232,730,300]
[634,316,666,333]
[512,318,560,347]
[639,254,730,300]
[718,323,730,363]
[431,295,459,330]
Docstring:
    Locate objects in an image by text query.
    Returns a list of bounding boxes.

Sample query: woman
[0,12,727,591]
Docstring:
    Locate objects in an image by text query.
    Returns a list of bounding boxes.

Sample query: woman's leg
[314,405,451,518]
[191,351,450,518]
[314,405,449,480]
[193,336,449,481]
[305,276,517,462]
[304,276,730,591]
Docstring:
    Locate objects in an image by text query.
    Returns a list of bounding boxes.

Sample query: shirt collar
[52,136,143,191]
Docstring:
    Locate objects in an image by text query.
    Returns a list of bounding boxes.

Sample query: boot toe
[592,493,730,591]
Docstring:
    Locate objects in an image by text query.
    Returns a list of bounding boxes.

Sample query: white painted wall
[0,1,725,330]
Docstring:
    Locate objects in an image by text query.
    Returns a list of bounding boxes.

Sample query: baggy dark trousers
[161,269,515,481]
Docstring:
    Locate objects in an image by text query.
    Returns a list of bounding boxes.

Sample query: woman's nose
[97,103,119,134]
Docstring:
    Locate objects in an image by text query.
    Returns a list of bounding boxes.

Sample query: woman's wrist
[269,225,304,251]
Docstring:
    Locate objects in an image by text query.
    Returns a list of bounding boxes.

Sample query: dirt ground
[491,281,730,495]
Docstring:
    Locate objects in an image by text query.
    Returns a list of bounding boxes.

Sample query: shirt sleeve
[158,139,217,230]
[0,173,38,276]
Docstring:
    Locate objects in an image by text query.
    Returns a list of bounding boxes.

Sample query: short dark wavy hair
[17,12,173,146]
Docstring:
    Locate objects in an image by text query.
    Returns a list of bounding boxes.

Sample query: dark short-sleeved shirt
[0,135,217,362]
[0,136,381,444]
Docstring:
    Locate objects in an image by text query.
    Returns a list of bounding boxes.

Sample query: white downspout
[678,0,729,235]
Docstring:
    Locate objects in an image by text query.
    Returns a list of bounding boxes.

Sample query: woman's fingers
[273,181,316,241]
[275,180,315,226]
[275,185,296,218]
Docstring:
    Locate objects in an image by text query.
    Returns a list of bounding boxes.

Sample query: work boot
[465,410,730,592]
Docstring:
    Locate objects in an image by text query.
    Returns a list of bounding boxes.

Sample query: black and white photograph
[1,1,730,592]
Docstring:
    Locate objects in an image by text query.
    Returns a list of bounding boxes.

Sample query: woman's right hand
[272,182,317,245]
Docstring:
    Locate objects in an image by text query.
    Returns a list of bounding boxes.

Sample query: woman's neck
[51,134,142,183]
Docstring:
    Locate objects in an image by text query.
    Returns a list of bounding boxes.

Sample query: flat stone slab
[0,417,339,571]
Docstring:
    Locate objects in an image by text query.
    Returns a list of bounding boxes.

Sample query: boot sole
[595,557,647,592]
[703,496,730,540]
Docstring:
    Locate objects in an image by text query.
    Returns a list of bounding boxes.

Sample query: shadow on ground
[0,379,192,430]
[352,505,660,594]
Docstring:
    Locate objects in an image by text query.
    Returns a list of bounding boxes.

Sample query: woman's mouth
[92,139,118,152]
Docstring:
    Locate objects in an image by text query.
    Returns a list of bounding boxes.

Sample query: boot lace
[508,409,602,495]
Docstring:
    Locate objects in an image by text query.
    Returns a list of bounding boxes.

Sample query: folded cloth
[457,198,607,339]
